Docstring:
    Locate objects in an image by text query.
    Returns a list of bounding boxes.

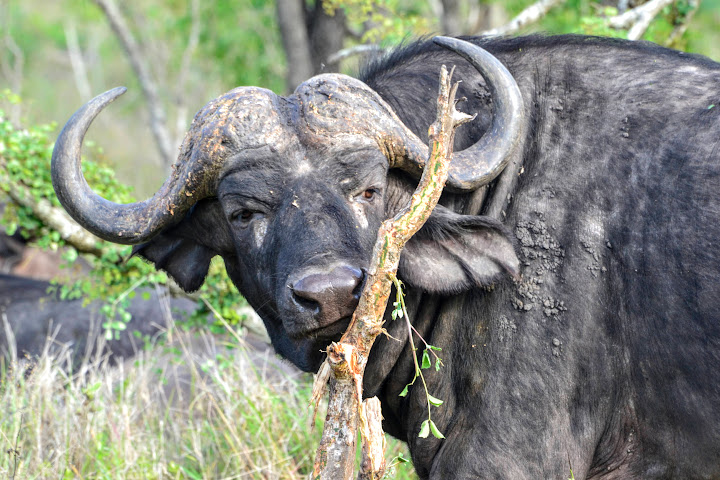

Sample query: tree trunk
[276,0,313,92]
[309,2,346,73]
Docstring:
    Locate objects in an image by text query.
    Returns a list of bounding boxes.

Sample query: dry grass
[0,316,416,479]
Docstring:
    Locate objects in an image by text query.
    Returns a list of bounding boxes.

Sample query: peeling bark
[311,66,474,480]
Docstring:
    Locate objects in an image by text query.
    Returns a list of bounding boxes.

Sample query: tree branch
[308,0,346,73]
[0,158,104,256]
[311,65,474,479]
[440,0,463,36]
[357,397,386,480]
[608,0,676,40]
[64,20,93,101]
[480,0,566,37]
[173,0,200,151]
[92,0,174,167]
[666,0,701,47]
[326,45,383,67]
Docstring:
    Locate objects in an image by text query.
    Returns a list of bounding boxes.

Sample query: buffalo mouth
[287,315,353,342]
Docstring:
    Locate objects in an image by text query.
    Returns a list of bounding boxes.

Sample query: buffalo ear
[398,205,519,294]
[132,199,234,292]
[133,237,215,292]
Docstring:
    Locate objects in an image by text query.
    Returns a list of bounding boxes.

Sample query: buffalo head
[52,37,522,371]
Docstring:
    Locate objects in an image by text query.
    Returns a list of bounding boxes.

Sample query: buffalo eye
[358,188,379,203]
[230,208,260,226]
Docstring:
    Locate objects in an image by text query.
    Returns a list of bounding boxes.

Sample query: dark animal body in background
[50,35,720,479]
[0,274,196,366]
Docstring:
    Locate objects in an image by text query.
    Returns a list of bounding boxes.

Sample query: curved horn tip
[432,36,485,58]
[432,36,463,49]
[96,86,127,103]
[432,35,452,45]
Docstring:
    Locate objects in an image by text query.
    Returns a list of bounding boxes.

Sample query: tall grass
[0,319,416,479]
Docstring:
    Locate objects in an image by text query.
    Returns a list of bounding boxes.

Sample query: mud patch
[580,237,609,278]
[512,212,566,314]
[498,315,517,342]
[551,337,562,357]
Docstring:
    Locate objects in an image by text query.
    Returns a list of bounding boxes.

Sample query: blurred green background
[1,0,717,197]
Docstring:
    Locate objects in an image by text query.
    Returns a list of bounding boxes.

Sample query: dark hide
[0,274,196,367]
[134,35,720,478]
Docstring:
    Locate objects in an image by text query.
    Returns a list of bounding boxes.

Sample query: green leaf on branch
[428,420,445,439]
[421,349,431,369]
[0,91,249,339]
[418,420,430,439]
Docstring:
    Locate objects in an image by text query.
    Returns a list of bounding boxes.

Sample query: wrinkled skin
[57,35,720,479]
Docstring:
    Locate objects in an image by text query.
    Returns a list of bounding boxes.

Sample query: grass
[0,319,417,479]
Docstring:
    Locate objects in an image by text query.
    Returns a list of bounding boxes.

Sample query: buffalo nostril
[352,267,366,298]
[290,284,321,314]
[290,265,365,324]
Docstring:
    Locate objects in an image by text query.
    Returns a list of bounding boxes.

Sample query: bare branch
[92,0,174,167]
[0,159,104,256]
[174,0,201,150]
[326,45,383,66]
[64,20,92,101]
[480,0,566,37]
[311,65,473,479]
[666,0,701,47]
[358,397,386,480]
[608,0,675,40]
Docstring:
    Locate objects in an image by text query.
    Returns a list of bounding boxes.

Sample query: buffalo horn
[386,37,525,191]
[51,87,220,244]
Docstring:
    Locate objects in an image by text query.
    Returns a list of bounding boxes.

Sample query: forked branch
[311,65,474,480]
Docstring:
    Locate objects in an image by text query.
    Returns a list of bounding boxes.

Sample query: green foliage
[0,91,246,339]
[193,1,286,92]
[390,275,445,440]
[528,0,706,47]
[323,0,432,44]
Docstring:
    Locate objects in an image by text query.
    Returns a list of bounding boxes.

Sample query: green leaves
[421,349,431,369]
[418,419,444,440]
[391,300,404,320]
[427,394,443,408]
[0,92,248,340]
[322,0,432,44]
[389,274,445,440]
[398,384,409,398]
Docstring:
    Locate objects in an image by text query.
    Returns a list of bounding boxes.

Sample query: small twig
[326,45,383,66]
[110,274,148,310]
[480,0,566,37]
[199,295,246,347]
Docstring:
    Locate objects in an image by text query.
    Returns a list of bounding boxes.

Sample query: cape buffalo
[0,274,196,366]
[51,36,720,478]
